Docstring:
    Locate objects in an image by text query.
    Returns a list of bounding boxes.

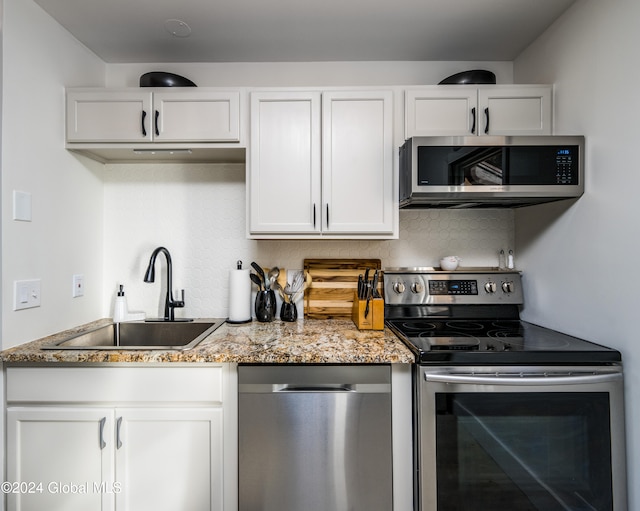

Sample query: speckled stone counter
[0,318,414,364]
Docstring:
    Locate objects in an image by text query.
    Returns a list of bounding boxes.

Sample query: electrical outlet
[14,279,41,310]
[72,274,84,298]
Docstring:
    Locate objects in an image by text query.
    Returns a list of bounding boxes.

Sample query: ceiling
[34,0,577,63]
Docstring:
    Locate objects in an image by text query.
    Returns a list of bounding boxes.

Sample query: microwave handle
[470,107,476,134]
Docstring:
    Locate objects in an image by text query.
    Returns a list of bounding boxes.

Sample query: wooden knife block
[352,293,384,331]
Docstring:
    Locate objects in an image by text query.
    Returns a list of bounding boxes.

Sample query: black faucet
[143,246,186,321]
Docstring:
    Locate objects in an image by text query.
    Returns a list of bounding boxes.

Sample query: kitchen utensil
[372,270,380,298]
[250,273,263,290]
[267,267,280,291]
[251,262,267,289]
[283,270,304,304]
[289,271,305,303]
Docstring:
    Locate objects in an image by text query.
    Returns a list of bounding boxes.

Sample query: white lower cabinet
[5,366,234,511]
[7,407,113,511]
[115,408,222,511]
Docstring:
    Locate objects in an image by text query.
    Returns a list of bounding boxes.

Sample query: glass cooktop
[386,318,622,365]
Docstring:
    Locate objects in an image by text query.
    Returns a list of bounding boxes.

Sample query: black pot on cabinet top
[140,72,197,87]
[438,69,496,85]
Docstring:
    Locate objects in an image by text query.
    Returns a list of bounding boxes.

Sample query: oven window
[435,392,613,510]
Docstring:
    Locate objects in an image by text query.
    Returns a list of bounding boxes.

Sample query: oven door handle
[424,371,622,386]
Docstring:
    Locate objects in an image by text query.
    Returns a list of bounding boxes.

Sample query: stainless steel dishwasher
[238,364,393,511]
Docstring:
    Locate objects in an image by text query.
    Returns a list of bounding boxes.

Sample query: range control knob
[393,282,406,294]
[410,282,425,294]
[484,281,497,294]
[502,281,515,293]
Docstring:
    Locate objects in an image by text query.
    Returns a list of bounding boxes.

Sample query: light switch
[13,190,32,222]
[14,279,41,310]
[72,274,84,298]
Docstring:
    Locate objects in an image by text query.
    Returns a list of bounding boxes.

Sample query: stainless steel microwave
[399,136,585,208]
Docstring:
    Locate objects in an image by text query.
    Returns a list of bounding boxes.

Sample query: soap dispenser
[113,284,128,323]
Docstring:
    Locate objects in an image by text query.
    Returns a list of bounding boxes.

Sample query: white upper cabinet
[321,91,394,234]
[65,88,244,163]
[249,91,322,234]
[248,89,396,239]
[67,90,152,143]
[147,91,240,142]
[406,85,552,138]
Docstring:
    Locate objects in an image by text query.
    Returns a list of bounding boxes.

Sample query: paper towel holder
[227,260,253,324]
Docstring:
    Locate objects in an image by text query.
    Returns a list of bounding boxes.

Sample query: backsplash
[103,163,514,318]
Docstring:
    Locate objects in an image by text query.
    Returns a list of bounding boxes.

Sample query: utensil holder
[255,290,277,322]
[352,293,384,330]
[280,301,298,322]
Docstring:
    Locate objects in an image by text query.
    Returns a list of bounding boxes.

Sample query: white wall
[106,61,514,88]
[1,0,106,348]
[514,0,640,506]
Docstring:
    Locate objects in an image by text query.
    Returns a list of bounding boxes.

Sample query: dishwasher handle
[239,382,391,393]
[276,384,354,392]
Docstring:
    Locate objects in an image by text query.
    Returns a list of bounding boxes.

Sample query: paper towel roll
[228,268,252,323]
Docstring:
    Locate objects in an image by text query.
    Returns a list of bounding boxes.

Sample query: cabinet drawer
[6,366,224,404]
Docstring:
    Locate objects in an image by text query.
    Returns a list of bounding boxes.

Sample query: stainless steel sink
[42,319,225,351]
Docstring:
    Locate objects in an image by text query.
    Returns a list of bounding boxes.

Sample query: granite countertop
[0,318,414,365]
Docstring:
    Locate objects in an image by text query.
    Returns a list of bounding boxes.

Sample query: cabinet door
[249,91,321,234]
[153,91,240,142]
[406,88,477,137]
[115,408,223,511]
[478,86,552,135]
[66,91,152,142]
[322,91,395,234]
[6,407,114,511]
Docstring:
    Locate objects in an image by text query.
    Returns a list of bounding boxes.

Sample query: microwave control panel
[555,149,576,185]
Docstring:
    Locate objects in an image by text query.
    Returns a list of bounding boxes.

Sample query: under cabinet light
[133,149,193,155]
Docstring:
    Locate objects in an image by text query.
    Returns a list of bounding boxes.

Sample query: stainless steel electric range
[384,268,627,511]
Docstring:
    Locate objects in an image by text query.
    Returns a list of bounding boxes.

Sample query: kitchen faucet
[143,246,189,322]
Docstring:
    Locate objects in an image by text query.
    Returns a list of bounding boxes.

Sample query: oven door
[417,366,627,511]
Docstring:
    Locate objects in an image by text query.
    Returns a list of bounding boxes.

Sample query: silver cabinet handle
[116,417,123,449]
[99,417,107,450]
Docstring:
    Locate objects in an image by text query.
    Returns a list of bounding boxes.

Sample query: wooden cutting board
[303,258,382,319]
